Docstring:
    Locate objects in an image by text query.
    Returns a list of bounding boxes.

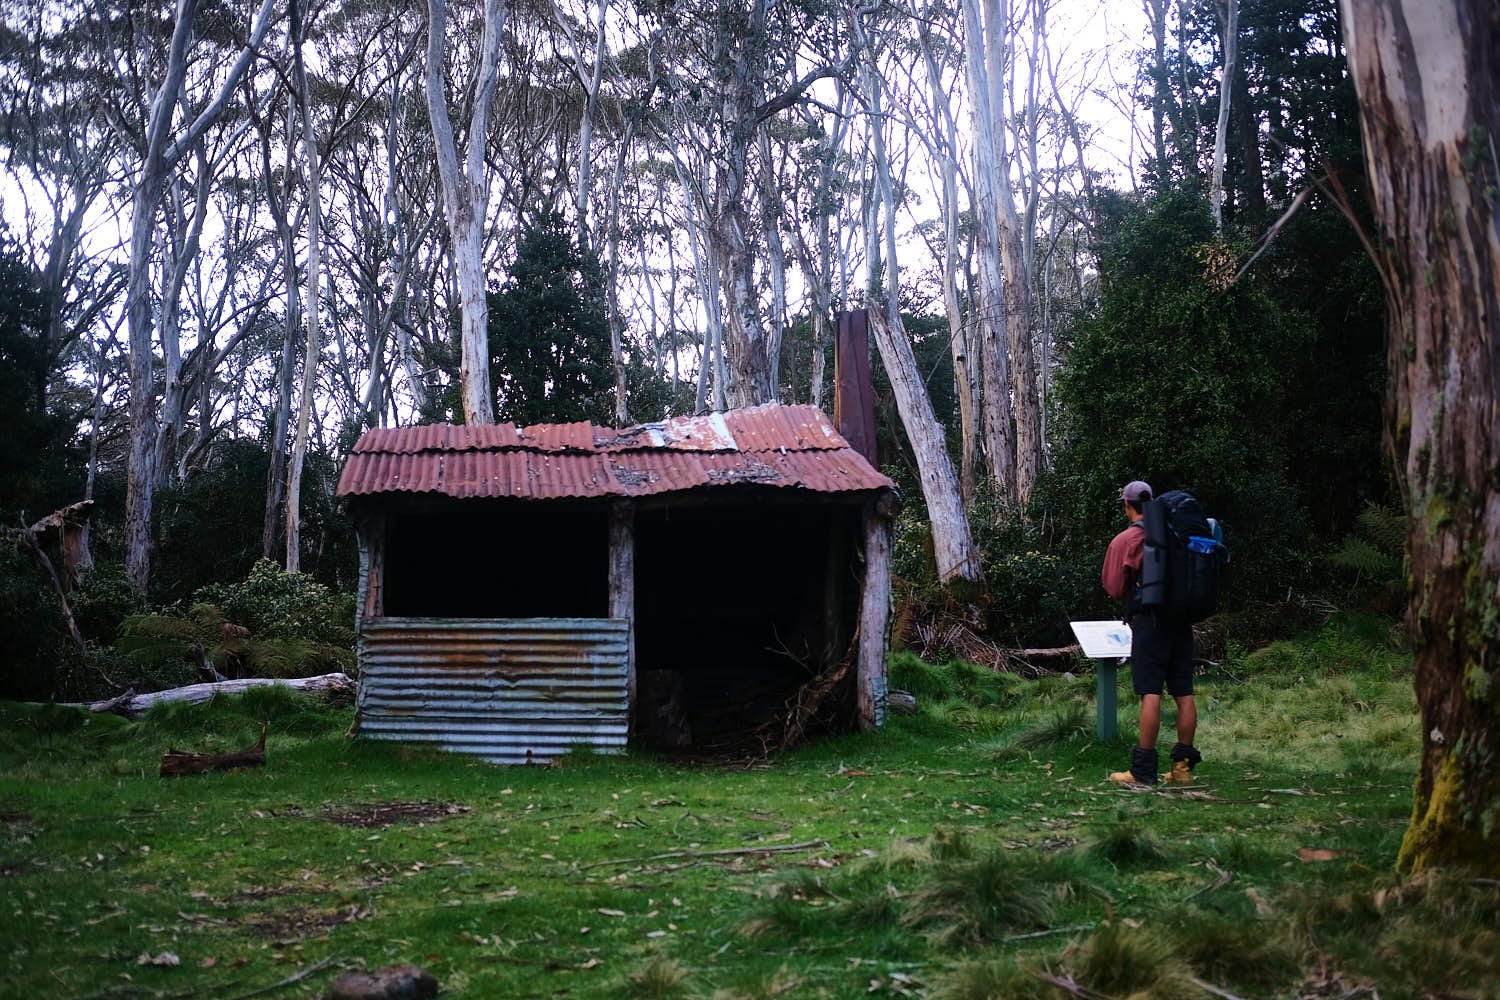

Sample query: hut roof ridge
[337,403,892,501]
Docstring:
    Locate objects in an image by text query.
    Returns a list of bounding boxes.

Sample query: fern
[1329,502,1405,601]
[114,603,353,685]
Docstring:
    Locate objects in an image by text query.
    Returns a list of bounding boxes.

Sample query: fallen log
[161,724,267,777]
[61,672,355,720]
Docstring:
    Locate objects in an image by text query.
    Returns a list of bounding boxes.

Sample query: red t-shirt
[1102,522,1144,600]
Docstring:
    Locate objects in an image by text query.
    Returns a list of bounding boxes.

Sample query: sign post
[1069,620,1133,743]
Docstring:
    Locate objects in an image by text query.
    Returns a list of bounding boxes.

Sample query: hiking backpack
[1136,490,1228,623]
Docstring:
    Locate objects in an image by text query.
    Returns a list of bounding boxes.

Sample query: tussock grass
[900,849,1056,949]
[1011,701,1089,749]
[1160,906,1301,988]
[1072,921,1206,1000]
[706,965,803,1000]
[1288,870,1500,995]
[889,652,1018,708]
[974,701,1089,763]
[623,955,695,999]
[1085,811,1169,867]
[930,956,1050,1000]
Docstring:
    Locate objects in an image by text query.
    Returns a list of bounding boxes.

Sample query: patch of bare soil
[247,903,371,944]
[322,801,470,828]
[231,883,314,902]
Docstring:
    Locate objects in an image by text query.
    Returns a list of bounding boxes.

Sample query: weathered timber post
[609,500,636,737]
[857,490,899,729]
[357,513,386,627]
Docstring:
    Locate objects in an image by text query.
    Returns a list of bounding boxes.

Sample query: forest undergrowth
[2,614,1494,1000]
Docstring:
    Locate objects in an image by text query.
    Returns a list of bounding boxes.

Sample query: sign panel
[1069,620,1133,660]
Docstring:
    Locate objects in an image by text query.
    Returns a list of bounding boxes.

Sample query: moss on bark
[1397,748,1500,876]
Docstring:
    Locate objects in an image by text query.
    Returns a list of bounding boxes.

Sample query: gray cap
[1120,480,1153,504]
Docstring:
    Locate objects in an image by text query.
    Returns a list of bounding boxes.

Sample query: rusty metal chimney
[834,309,877,464]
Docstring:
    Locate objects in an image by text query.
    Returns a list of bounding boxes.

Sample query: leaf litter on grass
[0,614,1462,1000]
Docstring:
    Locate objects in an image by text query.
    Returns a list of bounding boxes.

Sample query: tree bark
[426,0,506,425]
[1339,0,1500,875]
[857,495,897,730]
[1209,0,1239,230]
[122,0,277,595]
[854,13,981,586]
[916,15,980,502]
[1144,0,1170,178]
[712,1,774,407]
[287,0,323,575]
[161,725,267,777]
[960,0,1017,501]
[989,0,1041,508]
[61,674,356,721]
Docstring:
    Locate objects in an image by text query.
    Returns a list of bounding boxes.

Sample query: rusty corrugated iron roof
[337,403,893,501]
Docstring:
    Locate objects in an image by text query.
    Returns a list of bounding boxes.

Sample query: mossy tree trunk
[1340,0,1500,875]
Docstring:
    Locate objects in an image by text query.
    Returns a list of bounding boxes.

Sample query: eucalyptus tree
[1338,0,1500,876]
[425,0,507,426]
[784,83,856,411]
[851,6,981,586]
[636,0,845,408]
[115,0,277,594]
[957,0,1017,502]
[911,5,980,500]
[283,0,325,573]
[1208,0,1238,229]
[0,0,126,411]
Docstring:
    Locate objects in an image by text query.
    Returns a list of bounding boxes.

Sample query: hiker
[1100,480,1202,785]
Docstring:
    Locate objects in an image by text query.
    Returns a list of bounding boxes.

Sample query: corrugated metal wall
[357,618,630,764]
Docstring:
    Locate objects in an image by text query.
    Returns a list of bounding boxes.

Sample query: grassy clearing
[2,614,1494,999]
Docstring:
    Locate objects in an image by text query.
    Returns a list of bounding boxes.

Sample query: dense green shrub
[0,537,73,700]
[193,558,354,648]
[152,439,272,602]
[1042,187,1318,608]
[967,486,1099,647]
[70,563,140,646]
[153,439,358,602]
[114,601,353,685]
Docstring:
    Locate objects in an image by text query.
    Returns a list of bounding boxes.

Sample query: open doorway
[633,498,863,751]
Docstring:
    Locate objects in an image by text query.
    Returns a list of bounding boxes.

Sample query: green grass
[2,614,1492,999]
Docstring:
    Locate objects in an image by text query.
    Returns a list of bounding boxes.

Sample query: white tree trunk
[960,0,1017,502]
[426,0,507,425]
[122,0,275,595]
[287,0,323,575]
[917,14,980,501]
[858,14,981,585]
[1339,0,1500,876]
[1210,0,1239,229]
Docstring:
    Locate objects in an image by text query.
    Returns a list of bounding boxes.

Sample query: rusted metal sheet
[337,402,894,501]
[338,447,890,500]
[357,618,629,764]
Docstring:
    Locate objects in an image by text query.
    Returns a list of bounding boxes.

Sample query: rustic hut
[335,402,899,763]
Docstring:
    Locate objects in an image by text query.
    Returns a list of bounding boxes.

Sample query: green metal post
[1095,660,1119,743]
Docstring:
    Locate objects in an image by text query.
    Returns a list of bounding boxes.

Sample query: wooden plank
[835,310,878,463]
[609,501,636,738]
[362,513,386,622]
[857,497,896,730]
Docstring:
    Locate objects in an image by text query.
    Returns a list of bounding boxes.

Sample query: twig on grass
[220,953,341,1000]
[579,839,827,871]
[1185,861,1235,902]
[1028,969,1108,998]
[1191,976,1250,1000]
[1001,923,1094,942]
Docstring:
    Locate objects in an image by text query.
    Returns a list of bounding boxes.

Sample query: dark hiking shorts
[1129,613,1195,697]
